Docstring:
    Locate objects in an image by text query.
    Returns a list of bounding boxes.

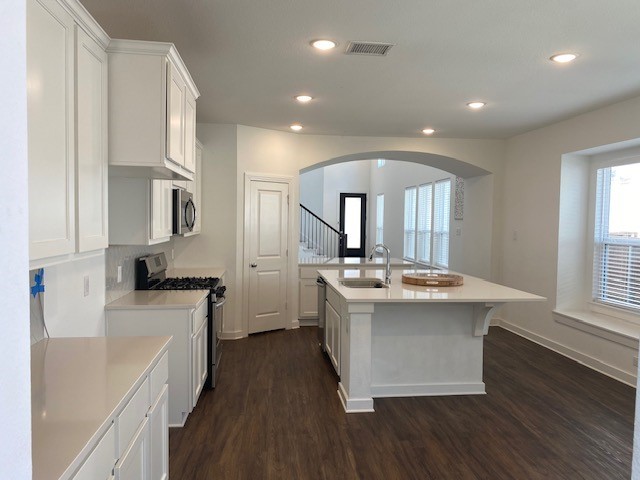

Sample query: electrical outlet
[117,266,122,283]
[171,248,175,260]
[455,227,462,236]
[83,275,90,297]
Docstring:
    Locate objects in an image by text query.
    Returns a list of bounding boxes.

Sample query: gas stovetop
[152,276,220,291]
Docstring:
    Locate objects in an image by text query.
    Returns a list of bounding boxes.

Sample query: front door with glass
[339,193,367,257]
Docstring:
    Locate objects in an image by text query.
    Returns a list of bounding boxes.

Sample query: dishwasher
[316,276,327,351]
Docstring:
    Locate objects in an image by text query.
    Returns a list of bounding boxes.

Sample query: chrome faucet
[369,243,392,285]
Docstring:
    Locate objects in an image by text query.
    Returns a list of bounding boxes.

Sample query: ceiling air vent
[345,41,394,56]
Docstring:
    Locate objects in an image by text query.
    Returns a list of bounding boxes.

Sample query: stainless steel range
[136,252,225,388]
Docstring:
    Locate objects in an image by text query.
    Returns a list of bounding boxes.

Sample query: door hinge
[285,302,288,310]
[287,194,289,205]
[286,248,288,257]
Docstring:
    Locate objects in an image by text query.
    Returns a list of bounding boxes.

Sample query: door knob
[250,263,257,268]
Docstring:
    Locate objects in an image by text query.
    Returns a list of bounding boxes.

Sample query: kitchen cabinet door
[27,0,76,261]
[114,417,150,480]
[325,300,340,374]
[151,180,173,241]
[147,385,168,480]
[191,320,207,409]
[166,62,186,168]
[76,26,108,252]
[299,279,319,319]
[183,90,196,173]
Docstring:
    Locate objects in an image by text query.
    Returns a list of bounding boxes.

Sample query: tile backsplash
[105,241,174,303]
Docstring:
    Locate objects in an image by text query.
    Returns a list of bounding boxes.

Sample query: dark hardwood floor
[169,327,635,479]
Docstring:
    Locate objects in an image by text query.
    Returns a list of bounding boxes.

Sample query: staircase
[299,204,346,259]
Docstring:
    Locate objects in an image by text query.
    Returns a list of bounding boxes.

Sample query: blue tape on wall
[31,268,45,298]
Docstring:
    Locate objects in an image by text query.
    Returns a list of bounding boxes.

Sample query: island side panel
[338,301,375,413]
[370,302,486,397]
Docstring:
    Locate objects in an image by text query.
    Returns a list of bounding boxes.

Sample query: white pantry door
[247,180,289,334]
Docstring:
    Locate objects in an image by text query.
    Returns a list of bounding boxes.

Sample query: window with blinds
[404,187,417,260]
[433,179,451,268]
[403,179,451,266]
[417,183,432,263]
[592,163,640,312]
[376,194,384,244]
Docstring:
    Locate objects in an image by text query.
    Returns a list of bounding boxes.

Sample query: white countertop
[299,257,413,267]
[31,336,172,480]
[167,266,226,279]
[318,268,546,304]
[105,289,209,310]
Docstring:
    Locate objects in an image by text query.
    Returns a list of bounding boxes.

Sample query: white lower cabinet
[325,299,341,374]
[192,321,208,408]
[70,352,168,480]
[106,294,209,426]
[114,417,150,480]
[72,424,117,480]
[299,279,319,318]
[148,385,169,480]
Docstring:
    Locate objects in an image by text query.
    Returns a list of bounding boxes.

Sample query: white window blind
[376,194,384,244]
[417,183,432,263]
[593,163,640,312]
[433,179,451,268]
[404,187,417,260]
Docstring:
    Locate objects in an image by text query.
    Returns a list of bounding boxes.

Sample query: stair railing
[300,204,347,258]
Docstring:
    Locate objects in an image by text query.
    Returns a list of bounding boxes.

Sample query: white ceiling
[80,0,640,139]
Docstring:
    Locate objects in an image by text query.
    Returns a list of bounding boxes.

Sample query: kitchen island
[317,268,545,413]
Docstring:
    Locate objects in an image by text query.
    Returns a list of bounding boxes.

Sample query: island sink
[338,278,389,288]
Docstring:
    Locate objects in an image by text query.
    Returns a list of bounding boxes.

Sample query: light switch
[83,275,90,297]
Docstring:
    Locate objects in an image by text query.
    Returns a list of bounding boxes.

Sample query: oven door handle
[214,297,227,308]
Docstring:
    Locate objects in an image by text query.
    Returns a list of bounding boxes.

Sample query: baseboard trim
[493,318,637,387]
[370,382,485,398]
[299,318,319,327]
[337,382,374,413]
[219,330,244,340]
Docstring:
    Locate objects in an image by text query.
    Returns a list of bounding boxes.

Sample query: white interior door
[248,180,289,334]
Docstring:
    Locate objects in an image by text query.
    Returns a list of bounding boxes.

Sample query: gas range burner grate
[154,277,220,291]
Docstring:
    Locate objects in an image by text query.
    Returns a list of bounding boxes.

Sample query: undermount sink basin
[338,278,389,288]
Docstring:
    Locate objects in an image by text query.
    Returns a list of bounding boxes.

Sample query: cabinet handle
[250,263,257,268]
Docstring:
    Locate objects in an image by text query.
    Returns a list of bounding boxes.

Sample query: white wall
[299,167,324,218]
[501,94,640,384]
[321,160,371,233]
[173,124,240,335]
[1,0,32,476]
[41,254,106,336]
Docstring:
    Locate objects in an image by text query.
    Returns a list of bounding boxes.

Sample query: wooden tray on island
[401,272,464,287]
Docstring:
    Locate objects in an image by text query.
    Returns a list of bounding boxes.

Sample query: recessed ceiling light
[550,53,578,64]
[467,101,486,110]
[290,124,303,131]
[422,128,435,135]
[311,39,337,51]
[295,95,313,103]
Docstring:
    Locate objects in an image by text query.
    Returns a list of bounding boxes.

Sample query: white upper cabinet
[27,0,76,261]
[27,0,110,266]
[109,177,173,246]
[183,90,197,174]
[76,26,109,252]
[107,40,200,181]
[167,62,186,168]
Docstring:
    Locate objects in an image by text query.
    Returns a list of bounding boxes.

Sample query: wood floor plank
[169,327,635,479]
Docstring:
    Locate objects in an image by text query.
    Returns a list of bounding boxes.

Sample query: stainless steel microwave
[173,188,196,234]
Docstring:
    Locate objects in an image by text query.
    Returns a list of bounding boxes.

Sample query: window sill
[553,308,640,348]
